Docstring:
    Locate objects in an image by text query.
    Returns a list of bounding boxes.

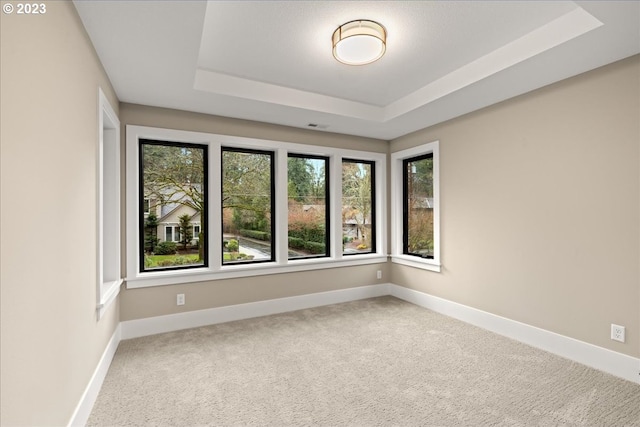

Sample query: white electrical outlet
[177,293,185,306]
[611,324,625,343]
[376,270,382,280]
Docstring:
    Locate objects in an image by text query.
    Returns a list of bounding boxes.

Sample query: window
[165,225,182,242]
[97,89,122,318]
[288,154,330,259]
[391,141,440,272]
[222,147,275,264]
[140,139,208,271]
[403,154,434,258]
[126,126,387,288]
[342,159,375,255]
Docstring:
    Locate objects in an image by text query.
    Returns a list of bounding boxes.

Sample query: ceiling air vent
[307,123,329,130]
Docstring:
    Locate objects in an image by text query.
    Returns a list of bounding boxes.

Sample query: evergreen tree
[178,214,193,250]
[144,213,159,253]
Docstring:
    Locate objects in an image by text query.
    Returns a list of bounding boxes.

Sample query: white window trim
[125,125,387,288]
[97,88,123,318]
[390,141,441,273]
[164,225,173,242]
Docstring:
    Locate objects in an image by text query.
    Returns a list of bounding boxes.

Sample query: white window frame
[97,88,123,318]
[125,125,387,288]
[164,225,173,242]
[161,225,184,243]
[390,141,440,272]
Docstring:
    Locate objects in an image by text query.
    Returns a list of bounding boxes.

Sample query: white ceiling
[73,1,640,140]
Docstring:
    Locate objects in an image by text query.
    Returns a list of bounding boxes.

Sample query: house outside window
[140,139,208,271]
[126,126,387,288]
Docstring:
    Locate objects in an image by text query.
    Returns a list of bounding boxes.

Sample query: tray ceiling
[74,1,640,140]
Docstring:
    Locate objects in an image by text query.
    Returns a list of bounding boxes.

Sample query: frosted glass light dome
[332,20,386,66]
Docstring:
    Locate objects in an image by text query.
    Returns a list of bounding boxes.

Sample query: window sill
[126,254,388,289]
[391,255,441,273]
[97,278,123,319]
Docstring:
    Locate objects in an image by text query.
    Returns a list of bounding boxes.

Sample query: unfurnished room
[1,1,639,426]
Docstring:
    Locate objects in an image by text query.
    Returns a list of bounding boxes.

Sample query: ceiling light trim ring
[332,19,386,66]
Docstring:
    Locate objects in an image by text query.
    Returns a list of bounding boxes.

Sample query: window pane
[140,140,207,271]
[342,160,375,255]
[222,148,274,264]
[288,155,329,259]
[403,154,434,258]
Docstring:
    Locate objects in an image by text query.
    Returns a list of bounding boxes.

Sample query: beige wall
[121,264,389,320]
[120,103,389,154]
[0,2,120,425]
[390,55,640,358]
[119,103,389,321]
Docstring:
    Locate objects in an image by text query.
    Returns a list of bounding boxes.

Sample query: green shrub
[239,229,270,241]
[173,256,192,265]
[154,241,177,255]
[288,236,305,249]
[227,239,239,252]
[225,252,255,262]
[288,223,325,244]
[304,241,326,254]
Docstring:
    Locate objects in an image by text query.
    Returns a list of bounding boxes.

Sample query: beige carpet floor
[88,296,640,426]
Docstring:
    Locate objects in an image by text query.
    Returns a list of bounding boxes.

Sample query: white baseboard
[121,284,390,339]
[67,324,122,427]
[389,284,640,385]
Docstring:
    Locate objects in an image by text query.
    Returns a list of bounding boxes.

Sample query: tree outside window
[222,148,274,264]
[342,160,375,254]
[139,140,207,270]
[287,155,329,259]
[403,154,434,258]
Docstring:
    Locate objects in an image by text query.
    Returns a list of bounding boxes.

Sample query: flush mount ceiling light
[332,20,386,66]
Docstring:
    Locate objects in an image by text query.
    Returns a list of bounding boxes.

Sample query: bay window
[126,125,387,288]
